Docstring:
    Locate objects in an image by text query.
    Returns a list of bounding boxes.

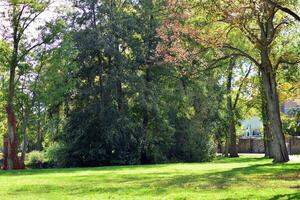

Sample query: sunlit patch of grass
[0,155,299,200]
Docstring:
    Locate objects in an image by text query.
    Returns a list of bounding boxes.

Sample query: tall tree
[192,0,300,162]
[0,0,61,169]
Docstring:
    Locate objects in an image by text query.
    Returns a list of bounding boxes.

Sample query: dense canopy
[0,0,299,170]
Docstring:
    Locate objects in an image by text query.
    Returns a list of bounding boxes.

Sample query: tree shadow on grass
[0,155,276,176]
[157,162,300,189]
[213,155,269,164]
[0,163,169,176]
[3,157,300,199]
[58,162,300,196]
[269,192,300,200]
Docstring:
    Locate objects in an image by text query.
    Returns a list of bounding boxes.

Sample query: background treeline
[0,0,299,169]
[0,0,224,168]
[56,0,222,166]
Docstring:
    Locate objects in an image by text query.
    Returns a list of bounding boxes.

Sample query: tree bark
[4,47,23,170]
[36,104,43,151]
[20,107,29,165]
[260,47,289,162]
[5,105,21,169]
[227,59,239,157]
[260,78,273,158]
[224,134,229,157]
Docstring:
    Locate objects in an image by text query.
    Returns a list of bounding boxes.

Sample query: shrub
[26,151,46,169]
[45,143,68,167]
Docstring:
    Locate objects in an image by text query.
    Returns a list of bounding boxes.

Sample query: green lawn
[0,155,299,200]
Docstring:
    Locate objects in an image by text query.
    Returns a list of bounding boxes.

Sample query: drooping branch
[267,0,300,22]
[205,55,236,70]
[274,57,300,71]
[274,20,289,33]
[222,44,261,67]
[198,53,244,73]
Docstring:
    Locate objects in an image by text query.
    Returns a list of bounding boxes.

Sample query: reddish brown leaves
[155,1,199,66]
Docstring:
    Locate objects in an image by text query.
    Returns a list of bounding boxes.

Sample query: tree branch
[274,20,289,33]
[268,0,300,22]
[222,44,261,67]
[17,41,47,62]
[275,57,300,71]
[232,65,252,110]
[20,10,45,39]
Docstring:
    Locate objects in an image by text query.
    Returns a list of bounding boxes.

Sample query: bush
[26,151,46,169]
[45,143,68,167]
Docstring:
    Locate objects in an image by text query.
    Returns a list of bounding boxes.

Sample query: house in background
[240,116,263,138]
[281,101,300,115]
[239,100,299,139]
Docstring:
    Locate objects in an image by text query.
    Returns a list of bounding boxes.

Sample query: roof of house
[283,101,298,108]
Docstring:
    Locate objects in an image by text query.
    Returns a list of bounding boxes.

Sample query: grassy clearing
[0,155,299,200]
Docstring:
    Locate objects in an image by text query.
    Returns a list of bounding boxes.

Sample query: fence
[218,136,300,155]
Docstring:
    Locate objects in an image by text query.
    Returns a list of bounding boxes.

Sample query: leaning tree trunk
[260,47,289,163]
[227,59,238,157]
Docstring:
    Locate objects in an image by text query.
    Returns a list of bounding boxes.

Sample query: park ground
[0,155,299,200]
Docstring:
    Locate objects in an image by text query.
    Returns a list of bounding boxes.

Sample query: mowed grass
[0,155,299,200]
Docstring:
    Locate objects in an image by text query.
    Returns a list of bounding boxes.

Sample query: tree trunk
[3,6,24,169]
[20,108,29,165]
[4,54,23,169]
[260,84,273,158]
[141,68,151,164]
[36,127,43,151]
[35,103,43,151]
[224,134,229,157]
[260,47,289,163]
[2,136,8,169]
[5,105,21,169]
[227,58,239,157]
[229,119,238,157]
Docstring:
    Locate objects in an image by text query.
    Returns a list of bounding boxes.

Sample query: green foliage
[25,151,46,169]
[282,111,300,136]
[44,143,68,167]
[1,0,298,168]
[48,0,222,167]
